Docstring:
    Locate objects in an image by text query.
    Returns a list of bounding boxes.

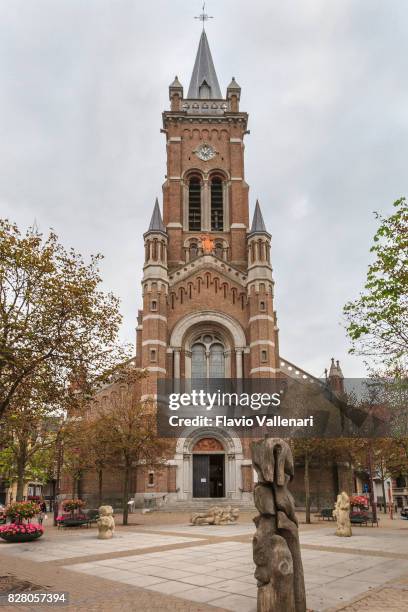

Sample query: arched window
[189,176,201,231]
[211,177,223,231]
[191,335,225,380]
[191,343,206,379]
[190,241,198,260]
[215,242,223,259]
[209,343,225,378]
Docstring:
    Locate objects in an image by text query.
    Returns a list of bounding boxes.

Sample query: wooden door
[193,455,210,497]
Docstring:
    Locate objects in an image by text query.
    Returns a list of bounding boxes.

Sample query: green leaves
[0,218,130,421]
[343,197,408,372]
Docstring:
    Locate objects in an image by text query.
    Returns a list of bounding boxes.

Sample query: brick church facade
[62,30,352,509]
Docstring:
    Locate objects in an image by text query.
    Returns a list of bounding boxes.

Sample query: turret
[169,76,183,111]
[140,199,169,390]
[143,198,168,277]
[327,358,345,394]
[247,201,278,377]
[227,77,241,112]
[247,200,272,291]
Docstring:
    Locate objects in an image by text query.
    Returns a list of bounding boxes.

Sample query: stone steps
[158,498,256,513]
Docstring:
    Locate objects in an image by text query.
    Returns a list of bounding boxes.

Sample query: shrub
[0,523,44,536]
[6,501,40,522]
[62,499,86,512]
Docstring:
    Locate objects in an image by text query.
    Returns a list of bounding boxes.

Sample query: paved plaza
[1,516,408,611]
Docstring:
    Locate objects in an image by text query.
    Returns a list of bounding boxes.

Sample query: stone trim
[166,222,183,228]
[250,340,275,348]
[142,340,167,347]
[250,366,280,374]
[248,314,275,324]
[143,314,167,322]
[230,223,247,229]
[169,310,246,347]
[146,366,167,374]
[230,138,242,142]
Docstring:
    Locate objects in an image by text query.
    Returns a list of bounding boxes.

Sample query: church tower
[134,26,281,504]
[137,29,280,384]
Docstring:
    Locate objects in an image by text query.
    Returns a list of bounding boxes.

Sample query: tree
[0,219,127,422]
[292,439,331,524]
[63,414,113,507]
[0,397,60,501]
[95,367,169,525]
[343,197,408,373]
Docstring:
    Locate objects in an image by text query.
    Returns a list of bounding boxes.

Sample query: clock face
[195,143,216,162]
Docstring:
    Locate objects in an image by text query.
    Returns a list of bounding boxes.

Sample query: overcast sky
[1,0,407,378]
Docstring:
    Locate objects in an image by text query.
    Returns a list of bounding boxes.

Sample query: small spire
[329,358,344,378]
[227,77,241,90]
[250,200,268,234]
[187,30,222,99]
[147,198,166,234]
[170,75,183,89]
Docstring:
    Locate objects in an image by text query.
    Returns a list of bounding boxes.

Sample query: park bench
[350,511,379,527]
[317,508,334,520]
[57,513,92,529]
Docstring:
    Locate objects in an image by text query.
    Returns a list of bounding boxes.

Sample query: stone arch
[169,310,246,349]
[176,426,243,456]
[173,427,244,501]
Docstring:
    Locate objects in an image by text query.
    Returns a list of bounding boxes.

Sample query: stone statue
[97,505,115,539]
[191,505,239,526]
[333,492,352,537]
[252,438,306,612]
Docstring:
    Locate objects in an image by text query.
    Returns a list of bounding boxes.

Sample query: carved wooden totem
[252,438,306,612]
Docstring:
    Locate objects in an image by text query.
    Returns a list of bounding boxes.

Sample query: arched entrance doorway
[192,438,225,498]
[173,426,247,502]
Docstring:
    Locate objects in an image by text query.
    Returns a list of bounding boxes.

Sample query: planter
[0,531,43,543]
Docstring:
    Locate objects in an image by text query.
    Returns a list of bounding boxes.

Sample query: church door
[193,454,225,498]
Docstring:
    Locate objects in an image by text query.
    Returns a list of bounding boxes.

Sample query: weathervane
[195,2,213,30]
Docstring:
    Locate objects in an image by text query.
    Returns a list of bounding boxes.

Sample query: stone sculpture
[252,438,306,612]
[191,505,239,526]
[97,505,115,539]
[333,491,352,537]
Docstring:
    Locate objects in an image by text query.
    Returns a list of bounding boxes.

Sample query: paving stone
[174,586,226,603]
[209,593,257,612]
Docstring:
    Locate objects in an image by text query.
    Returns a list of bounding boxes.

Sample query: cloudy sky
[1,0,407,377]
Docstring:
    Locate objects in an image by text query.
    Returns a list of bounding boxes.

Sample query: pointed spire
[227,77,241,91]
[187,31,222,99]
[170,75,183,89]
[250,200,269,234]
[147,198,166,234]
[329,358,344,379]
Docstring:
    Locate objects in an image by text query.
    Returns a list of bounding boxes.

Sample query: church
[64,28,351,510]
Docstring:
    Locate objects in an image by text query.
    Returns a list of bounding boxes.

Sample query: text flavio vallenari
[166,390,314,429]
[168,415,314,427]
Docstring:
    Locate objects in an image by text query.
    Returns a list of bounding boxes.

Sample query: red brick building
[62,30,351,510]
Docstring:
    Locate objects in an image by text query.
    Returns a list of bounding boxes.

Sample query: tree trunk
[16,458,26,502]
[98,468,103,508]
[122,463,130,526]
[16,444,28,502]
[72,476,76,499]
[381,477,387,514]
[367,443,377,522]
[53,437,63,526]
[304,451,311,524]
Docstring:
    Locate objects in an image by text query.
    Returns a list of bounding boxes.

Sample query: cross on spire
[195,2,213,30]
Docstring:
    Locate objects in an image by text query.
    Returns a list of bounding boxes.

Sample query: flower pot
[0,531,43,543]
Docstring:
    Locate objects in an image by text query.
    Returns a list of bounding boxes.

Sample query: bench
[57,514,92,529]
[350,511,379,527]
[317,508,334,521]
